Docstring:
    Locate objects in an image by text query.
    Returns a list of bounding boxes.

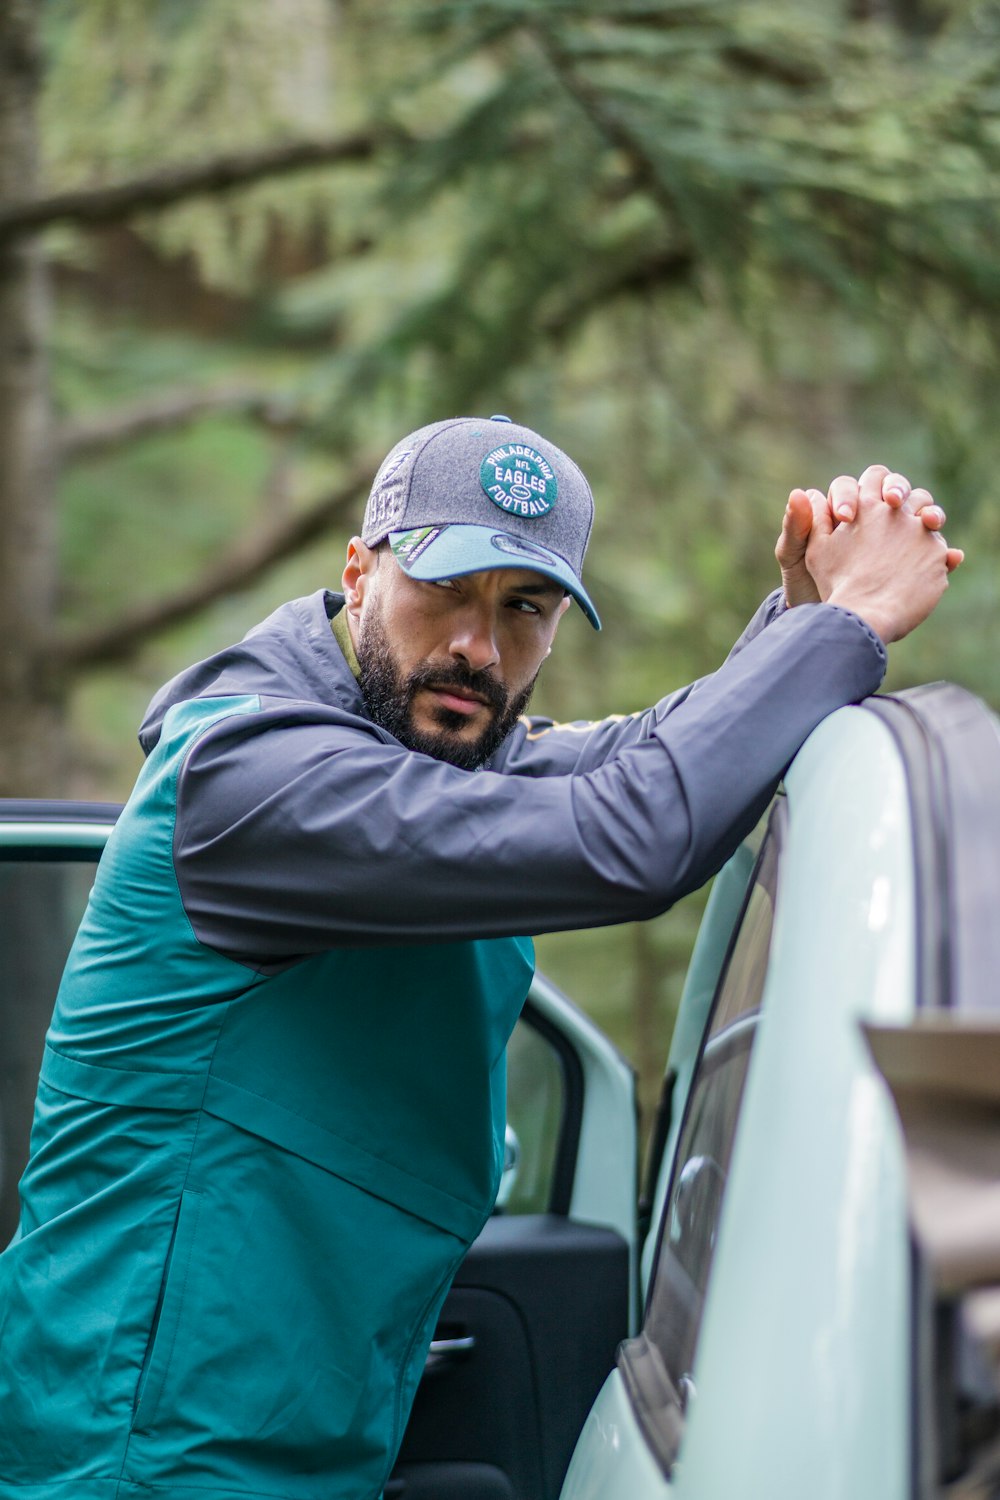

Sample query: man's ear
[540,594,572,660]
[551,593,572,633]
[342,538,378,632]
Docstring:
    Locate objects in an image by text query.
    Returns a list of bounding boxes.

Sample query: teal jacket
[0,591,885,1498]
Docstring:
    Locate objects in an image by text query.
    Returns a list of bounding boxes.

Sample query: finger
[775,490,812,568]
[908,486,945,530]
[858,464,891,509]
[776,491,825,607]
[804,486,833,537]
[828,475,860,523]
[880,470,912,509]
[931,526,963,571]
[785,488,813,539]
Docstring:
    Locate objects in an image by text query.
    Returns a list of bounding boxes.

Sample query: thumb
[778,489,815,564]
[776,489,824,607]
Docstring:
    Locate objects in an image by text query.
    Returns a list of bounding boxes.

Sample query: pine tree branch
[530,25,680,223]
[532,24,821,215]
[58,384,305,461]
[543,243,695,340]
[0,128,404,243]
[722,43,823,89]
[57,455,377,670]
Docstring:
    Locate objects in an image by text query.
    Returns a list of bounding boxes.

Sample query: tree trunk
[0,0,63,796]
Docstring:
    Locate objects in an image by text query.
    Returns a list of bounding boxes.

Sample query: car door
[389,969,638,1500]
[559,682,1000,1500]
[0,798,638,1500]
[555,801,782,1500]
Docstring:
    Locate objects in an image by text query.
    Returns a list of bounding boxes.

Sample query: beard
[356,609,537,770]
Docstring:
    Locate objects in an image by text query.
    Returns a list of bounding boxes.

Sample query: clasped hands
[776,464,964,644]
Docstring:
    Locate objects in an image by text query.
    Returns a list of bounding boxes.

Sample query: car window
[502,1012,568,1215]
[0,858,99,1242]
[618,818,782,1471]
[645,1017,756,1390]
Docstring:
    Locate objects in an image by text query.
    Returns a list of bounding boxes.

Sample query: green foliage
[41,0,346,286]
[29,0,1000,1076]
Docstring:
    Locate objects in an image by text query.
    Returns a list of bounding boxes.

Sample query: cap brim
[388,523,601,630]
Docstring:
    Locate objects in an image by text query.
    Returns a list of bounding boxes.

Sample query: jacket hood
[138,591,364,755]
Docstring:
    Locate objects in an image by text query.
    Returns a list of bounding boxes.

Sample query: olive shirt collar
[330,601,361,681]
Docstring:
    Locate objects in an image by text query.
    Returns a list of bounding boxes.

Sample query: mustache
[405,660,508,713]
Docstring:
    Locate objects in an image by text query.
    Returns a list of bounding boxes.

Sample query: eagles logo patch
[479,443,557,519]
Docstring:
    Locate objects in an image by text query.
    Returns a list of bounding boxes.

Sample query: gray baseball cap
[361,415,601,629]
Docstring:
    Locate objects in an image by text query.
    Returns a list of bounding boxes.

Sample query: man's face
[344,541,570,770]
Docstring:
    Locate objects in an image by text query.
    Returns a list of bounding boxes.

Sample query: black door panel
[393,1214,630,1500]
[386,1463,517,1499]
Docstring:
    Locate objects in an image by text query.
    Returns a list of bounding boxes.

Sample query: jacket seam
[205,1070,485,1222]
[115,1001,235,1491]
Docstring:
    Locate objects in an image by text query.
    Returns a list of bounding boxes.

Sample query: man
[0,416,956,1499]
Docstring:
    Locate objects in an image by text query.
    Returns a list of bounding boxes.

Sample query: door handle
[428,1335,476,1357]
[423,1333,476,1375]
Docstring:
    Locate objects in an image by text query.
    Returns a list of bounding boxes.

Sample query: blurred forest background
[2,0,999,1121]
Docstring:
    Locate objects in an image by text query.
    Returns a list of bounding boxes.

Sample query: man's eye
[510,599,541,615]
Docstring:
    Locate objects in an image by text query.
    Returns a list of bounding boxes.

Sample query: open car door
[0,800,638,1500]
[390,970,638,1500]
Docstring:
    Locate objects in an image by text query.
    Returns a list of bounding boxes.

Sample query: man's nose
[448,610,500,672]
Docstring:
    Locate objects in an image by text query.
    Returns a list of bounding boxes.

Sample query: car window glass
[644,828,780,1396]
[645,1024,755,1389]
[616,823,783,1474]
[705,875,774,1041]
[502,1014,566,1215]
[0,859,98,1242]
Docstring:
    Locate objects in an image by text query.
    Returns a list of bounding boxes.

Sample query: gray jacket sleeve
[488,589,787,779]
[174,601,884,964]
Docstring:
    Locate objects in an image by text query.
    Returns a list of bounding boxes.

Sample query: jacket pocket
[131,1187,202,1434]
